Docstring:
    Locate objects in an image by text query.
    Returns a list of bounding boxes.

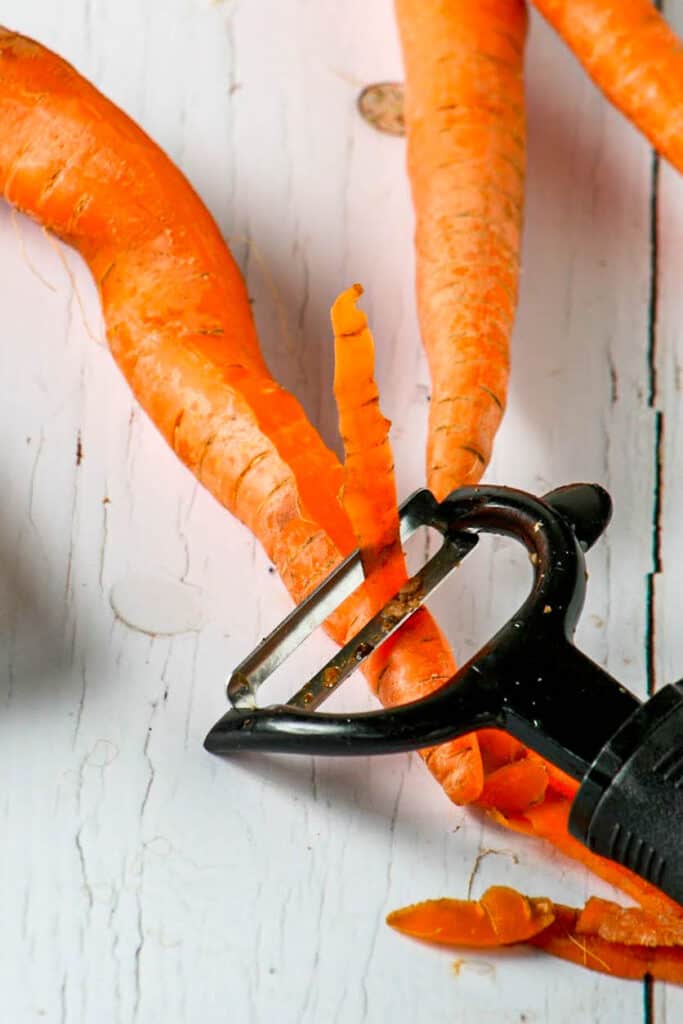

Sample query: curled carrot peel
[529,906,683,983]
[331,284,407,611]
[331,285,484,803]
[494,792,683,920]
[395,0,527,499]
[576,898,683,948]
[477,757,548,815]
[531,0,683,176]
[387,886,555,946]
[388,886,683,982]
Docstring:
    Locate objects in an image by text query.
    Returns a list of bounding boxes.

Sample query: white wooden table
[1,1,682,1021]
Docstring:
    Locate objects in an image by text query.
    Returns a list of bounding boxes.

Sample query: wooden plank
[0,0,668,1019]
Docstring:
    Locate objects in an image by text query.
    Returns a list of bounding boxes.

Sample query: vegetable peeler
[204,483,683,907]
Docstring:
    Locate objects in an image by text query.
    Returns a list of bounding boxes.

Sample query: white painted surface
[0,1,679,1021]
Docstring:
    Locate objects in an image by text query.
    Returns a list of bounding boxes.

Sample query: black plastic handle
[569,682,683,905]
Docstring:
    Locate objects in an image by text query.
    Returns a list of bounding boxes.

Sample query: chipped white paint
[0,1,681,1021]
[110,577,205,637]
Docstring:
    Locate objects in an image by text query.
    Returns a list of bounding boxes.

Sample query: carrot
[532,0,683,175]
[0,29,486,805]
[388,886,683,981]
[331,284,484,800]
[394,0,527,500]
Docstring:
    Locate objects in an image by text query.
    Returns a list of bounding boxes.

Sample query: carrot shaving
[331,285,484,803]
[494,791,683,919]
[477,758,548,815]
[387,886,555,947]
[577,898,683,948]
[389,887,683,982]
[331,284,407,609]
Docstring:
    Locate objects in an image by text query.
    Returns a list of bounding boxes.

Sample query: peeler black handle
[569,681,683,904]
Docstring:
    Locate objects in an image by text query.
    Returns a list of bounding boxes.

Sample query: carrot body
[0,29,486,804]
[395,0,527,500]
[532,0,683,175]
[331,284,484,800]
[388,886,683,982]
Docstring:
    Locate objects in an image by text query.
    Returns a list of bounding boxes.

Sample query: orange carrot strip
[493,792,683,919]
[0,31,484,805]
[477,729,527,774]
[529,905,683,983]
[577,898,683,948]
[387,886,555,947]
[395,0,527,499]
[389,887,683,980]
[477,757,548,815]
[532,0,683,175]
[331,284,408,610]
[331,284,484,803]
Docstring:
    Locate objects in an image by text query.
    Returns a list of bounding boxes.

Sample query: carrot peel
[331,285,484,805]
[389,886,683,982]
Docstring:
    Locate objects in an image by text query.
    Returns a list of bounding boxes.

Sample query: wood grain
[0,1,680,1020]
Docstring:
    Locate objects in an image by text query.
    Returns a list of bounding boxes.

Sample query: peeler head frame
[204,482,638,779]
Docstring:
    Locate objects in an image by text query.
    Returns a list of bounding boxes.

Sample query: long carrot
[388,886,683,981]
[532,0,683,174]
[331,284,484,800]
[0,30,483,805]
[394,0,527,501]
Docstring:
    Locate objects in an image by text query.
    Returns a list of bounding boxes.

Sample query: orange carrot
[0,30,484,805]
[388,886,683,981]
[331,284,484,802]
[395,0,527,500]
[532,0,683,175]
